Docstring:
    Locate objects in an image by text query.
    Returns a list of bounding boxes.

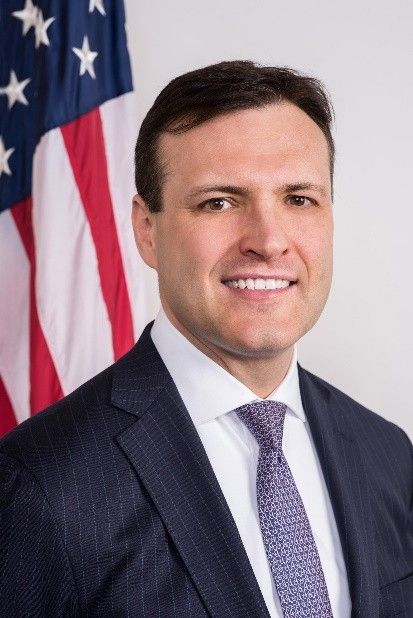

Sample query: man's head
[132,60,334,368]
[135,61,334,213]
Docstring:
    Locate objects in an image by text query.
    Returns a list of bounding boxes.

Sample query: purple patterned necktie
[236,400,333,618]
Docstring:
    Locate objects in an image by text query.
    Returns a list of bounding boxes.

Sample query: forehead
[158,102,331,191]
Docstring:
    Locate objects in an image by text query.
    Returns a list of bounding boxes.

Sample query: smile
[223,278,295,290]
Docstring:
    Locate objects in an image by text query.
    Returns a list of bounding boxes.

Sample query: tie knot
[236,400,287,450]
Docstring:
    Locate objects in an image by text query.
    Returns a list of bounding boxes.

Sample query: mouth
[222,277,297,291]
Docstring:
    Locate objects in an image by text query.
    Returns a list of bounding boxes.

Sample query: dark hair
[134,60,334,212]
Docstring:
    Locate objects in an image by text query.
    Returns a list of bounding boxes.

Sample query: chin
[216,328,298,360]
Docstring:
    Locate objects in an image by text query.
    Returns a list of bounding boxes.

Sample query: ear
[131,194,158,270]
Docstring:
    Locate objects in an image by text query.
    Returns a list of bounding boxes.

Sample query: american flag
[0,0,155,436]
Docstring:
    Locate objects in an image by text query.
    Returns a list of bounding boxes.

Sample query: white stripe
[32,128,114,395]
[100,92,160,339]
[0,209,30,423]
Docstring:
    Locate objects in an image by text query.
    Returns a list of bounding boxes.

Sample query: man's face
[134,102,333,361]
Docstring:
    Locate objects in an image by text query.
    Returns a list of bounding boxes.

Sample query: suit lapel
[112,326,269,618]
[298,366,379,618]
[111,325,378,616]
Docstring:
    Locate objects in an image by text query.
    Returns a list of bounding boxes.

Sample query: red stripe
[11,198,64,414]
[0,376,18,437]
[61,109,135,360]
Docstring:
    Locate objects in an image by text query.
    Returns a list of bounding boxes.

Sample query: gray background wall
[124,0,413,438]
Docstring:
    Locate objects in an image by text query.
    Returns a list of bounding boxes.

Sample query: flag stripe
[0,376,17,436]
[61,108,135,359]
[31,129,114,395]
[0,0,154,439]
[0,209,30,425]
[100,94,160,337]
[11,198,64,414]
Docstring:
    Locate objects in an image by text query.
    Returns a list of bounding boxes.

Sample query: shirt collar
[150,308,306,426]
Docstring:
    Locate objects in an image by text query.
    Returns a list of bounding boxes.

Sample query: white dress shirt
[151,309,352,617]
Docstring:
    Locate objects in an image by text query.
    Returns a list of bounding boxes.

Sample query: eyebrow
[186,185,249,200]
[186,182,328,200]
[280,183,328,197]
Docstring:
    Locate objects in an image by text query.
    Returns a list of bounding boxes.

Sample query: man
[0,61,412,617]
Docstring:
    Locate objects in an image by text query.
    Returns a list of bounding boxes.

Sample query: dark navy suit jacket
[1,323,413,617]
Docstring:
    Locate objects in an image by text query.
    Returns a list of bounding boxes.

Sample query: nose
[238,201,290,260]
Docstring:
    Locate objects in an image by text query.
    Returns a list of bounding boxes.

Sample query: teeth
[225,278,292,290]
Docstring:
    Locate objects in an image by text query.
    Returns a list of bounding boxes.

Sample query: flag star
[0,70,31,109]
[72,36,98,79]
[89,0,106,16]
[34,9,55,48]
[12,0,38,36]
[0,137,15,178]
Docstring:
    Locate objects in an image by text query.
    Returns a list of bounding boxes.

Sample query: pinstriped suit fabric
[0,454,78,616]
[0,323,412,617]
[0,356,208,616]
[116,382,270,617]
[299,370,413,617]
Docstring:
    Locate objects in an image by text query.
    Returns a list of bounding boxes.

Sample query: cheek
[313,240,333,292]
[181,220,228,274]
[298,216,333,263]
[156,223,221,286]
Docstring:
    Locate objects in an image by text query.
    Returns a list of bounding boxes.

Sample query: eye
[286,195,316,207]
[201,198,232,211]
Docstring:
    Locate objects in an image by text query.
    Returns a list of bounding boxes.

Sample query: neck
[217,349,294,398]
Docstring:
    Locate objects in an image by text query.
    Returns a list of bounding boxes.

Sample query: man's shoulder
[0,325,166,474]
[0,326,158,449]
[2,360,111,434]
[300,365,412,448]
[0,352,129,472]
